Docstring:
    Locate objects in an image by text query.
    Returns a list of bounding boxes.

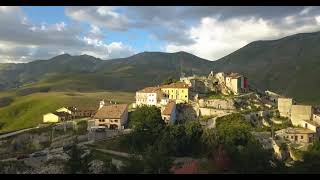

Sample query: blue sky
[1,6,320,63]
[22,6,164,52]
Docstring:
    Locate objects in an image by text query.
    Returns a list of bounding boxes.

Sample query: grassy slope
[0,91,134,133]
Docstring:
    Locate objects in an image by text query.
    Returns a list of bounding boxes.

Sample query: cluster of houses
[43,71,250,132]
[275,97,320,144]
[180,71,249,96]
[134,82,189,124]
[43,81,190,130]
[43,107,96,123]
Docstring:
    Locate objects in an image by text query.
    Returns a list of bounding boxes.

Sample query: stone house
[93,104,128,130]
[276,127,316,144]
[290,105,313,126]
[161,101,176,124]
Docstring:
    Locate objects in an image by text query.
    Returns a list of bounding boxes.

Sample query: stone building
[277,98,293,118]
[93,104,128,130]
[276,127,316,144]
[291,105,313,126]
[198,98,235,110]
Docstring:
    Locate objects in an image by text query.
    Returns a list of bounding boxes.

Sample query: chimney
[99,99,105,109]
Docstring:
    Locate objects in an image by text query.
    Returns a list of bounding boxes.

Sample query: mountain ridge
[1,31,320,104]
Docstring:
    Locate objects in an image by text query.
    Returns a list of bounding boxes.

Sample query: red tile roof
[162,101,176,115]
[94,104,128,119]
[170,161,199,174]
[137,86,161,93]
[161,82,189,89]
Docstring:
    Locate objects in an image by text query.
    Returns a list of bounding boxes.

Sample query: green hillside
[0,51,213,92]
[0,91,134,133]
[214,31,320,105]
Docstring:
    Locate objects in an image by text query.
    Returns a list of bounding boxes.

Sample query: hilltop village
[1,71,320,173]
[41,71,320,162]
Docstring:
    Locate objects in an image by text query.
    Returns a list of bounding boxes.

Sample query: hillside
[213,31,320,105]
[0,91,134,133]
[1,31,320,105]
[0,51,213,92]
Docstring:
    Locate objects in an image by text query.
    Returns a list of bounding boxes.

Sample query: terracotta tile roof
[226,72,242,79]
[285,128,315,134]
[161,82,189,89]
[94,104,128,119]
[137,86,161,93]
[52,112,70,117]
[170,161,199,174]
[162,101,176,115]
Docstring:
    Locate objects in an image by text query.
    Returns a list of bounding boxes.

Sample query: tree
[129,105,164,132]
[185,120,203,155]
[120,155,144,174]
[214,113,276,173]
[215,113,253,146]
[125,106,165,153]
[143,145,173,174]
[290,139,320,173]
[64,143,82,174]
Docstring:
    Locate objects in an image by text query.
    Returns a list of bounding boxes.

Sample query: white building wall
[146,93,158,106]
[231,78,239,95]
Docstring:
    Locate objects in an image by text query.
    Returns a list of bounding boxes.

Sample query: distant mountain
[0,51,213,92]
[1,31,320,104]
[213,31,320,104]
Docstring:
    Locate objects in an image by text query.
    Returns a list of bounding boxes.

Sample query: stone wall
[199,98,235,110]
[291,105,313,126]
[278,98,293,118]
[199,108,235,117]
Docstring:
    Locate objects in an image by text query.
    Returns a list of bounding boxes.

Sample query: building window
[115,120,118,123]
[301,136,303,139]
[291,136,293,139]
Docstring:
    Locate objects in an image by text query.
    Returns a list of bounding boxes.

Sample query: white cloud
[165,14,320,60]
[65,6,131,31]
[0,6,136,63]
[165,17,280,60]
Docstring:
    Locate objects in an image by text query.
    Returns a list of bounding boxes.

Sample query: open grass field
[0,91,134,133]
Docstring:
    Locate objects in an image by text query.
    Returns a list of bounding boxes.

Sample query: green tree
[215,113,252,146]
[129,105,164,131]
[64,143,82,174]
[124,106,165,153]
[121,155,144,174]
[290,139,320,173]
[185,120,203,155]
[143,145,173,174]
